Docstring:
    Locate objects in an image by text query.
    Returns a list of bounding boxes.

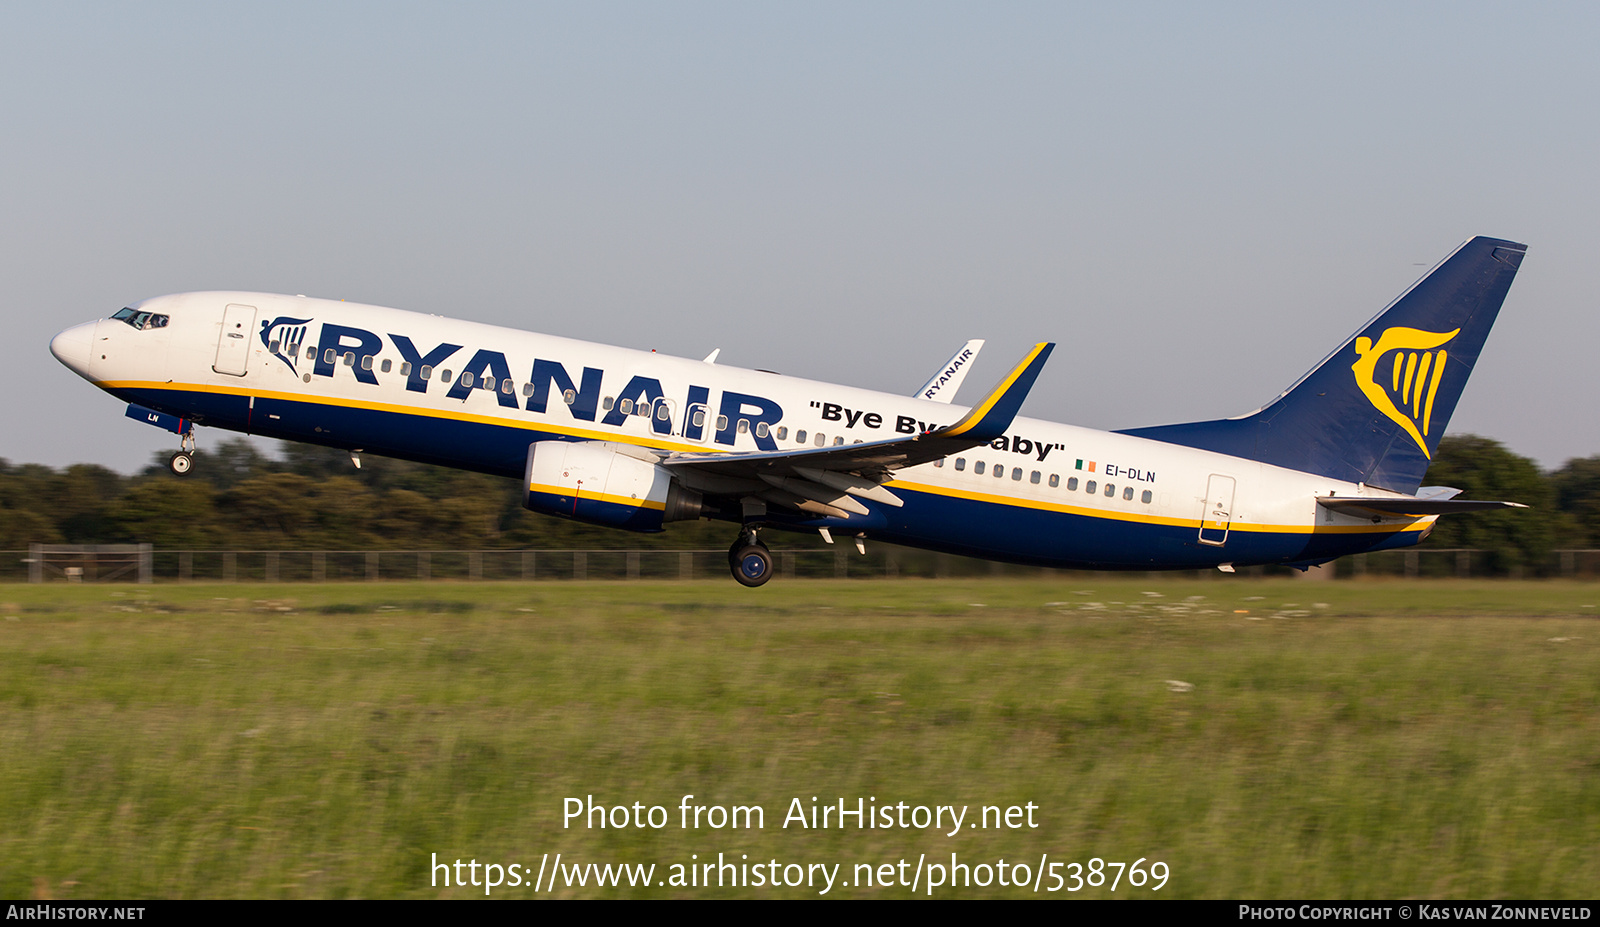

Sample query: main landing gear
[728,528,773,587]
[168,430,197,477]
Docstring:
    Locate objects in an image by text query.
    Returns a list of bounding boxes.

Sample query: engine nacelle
[523,440,702,532]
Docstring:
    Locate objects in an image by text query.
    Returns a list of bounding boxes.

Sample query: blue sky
[6,2,1597,472]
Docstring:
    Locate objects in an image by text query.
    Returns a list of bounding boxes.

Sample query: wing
[662,343,1052,518]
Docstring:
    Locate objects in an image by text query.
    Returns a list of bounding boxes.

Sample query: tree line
[2,435,1597,572]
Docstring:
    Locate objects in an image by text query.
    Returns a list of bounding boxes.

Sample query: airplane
[48,235,1528,586]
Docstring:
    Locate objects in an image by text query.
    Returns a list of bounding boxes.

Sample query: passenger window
[501,380,513,394]
[637,401,651,418]
[307,346,316,360]
[1067,477,1078,491]
[1048,474,1059,488]
[955,458,966,471]
[620,399,633,414]
[343,352,355,367]
[401,362,412,376]
[1141,490,1153,504]
[796,429,807,443]
[1123,486,1134,500]
[756,422,769,438]
[717,415,729,431]
[1104,483,1115,497]
[814,433,825,447]
[522,382,533,397]
[459,372,472,387]
[420,365,433,380]
[834,437,844,446]
[481,375,494,389]
[1012,468,1023,481]
[381,359,392,373]
[361,355,373,371]
[974,461,985,475]
[324,349,337,364]
[737,419,749,434]
[776,426,788,440]
[933,458,944,468]
[563,389,576,405]
[995,465,1005,478]
[695,409,707,427]
[603,397,615,411]
[441,369,452,383]
[1085,480,1096,494]
[1030,471,1041,484]
[657,403,671,421]
[269,340,280,352]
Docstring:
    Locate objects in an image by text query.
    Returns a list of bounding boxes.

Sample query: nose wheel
[728,530,773,587]
[168,430,197,477]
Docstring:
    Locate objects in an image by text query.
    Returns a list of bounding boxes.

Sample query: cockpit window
[111,307,169,330]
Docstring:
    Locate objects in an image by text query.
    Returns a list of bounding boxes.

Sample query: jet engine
[523,440,702,532]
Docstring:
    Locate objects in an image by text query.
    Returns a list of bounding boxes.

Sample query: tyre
[169,451,194,476]
[730,544,774,587]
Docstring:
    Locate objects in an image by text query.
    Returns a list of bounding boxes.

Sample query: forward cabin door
[1198,473,1236,546]
[213,303,257,376]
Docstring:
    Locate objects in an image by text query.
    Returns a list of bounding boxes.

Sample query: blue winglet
[934,342,1054,444]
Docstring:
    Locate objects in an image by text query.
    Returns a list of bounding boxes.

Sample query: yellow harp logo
[1351,326,1459,459]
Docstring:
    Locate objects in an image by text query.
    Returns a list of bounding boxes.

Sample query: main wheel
[168,451,194,476]
[730,544,774,587]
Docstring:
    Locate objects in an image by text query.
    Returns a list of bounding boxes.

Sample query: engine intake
[523,440,701,532]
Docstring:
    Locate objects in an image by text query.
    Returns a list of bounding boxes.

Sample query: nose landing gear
[168,429,197,477]
[728,528,773,587]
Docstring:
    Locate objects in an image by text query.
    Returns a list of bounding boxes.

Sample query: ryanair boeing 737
[49,236,1527,586]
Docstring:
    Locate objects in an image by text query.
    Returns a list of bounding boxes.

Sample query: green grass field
[1,578,1596,899]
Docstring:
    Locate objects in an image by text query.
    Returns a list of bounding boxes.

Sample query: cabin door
[213,303,257,376]
[1198,474,1236,546]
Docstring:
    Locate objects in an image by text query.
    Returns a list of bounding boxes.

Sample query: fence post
[179,551,192,583]
[574,551,586,581]
[223,552,236,583]
[522,550,535,581]
[138,544,152,584]
[312,551,326,582]
[366,551,379,582]
[680,551,693,580]
[626,551,640,580]
[265,551,279,583]
[1562,550,1576,576]
[469,551,482,581]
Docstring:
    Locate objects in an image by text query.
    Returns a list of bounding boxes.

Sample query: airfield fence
[9,546,1600,583]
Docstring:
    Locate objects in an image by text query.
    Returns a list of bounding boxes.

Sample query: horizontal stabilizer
[1317,497,1528,517]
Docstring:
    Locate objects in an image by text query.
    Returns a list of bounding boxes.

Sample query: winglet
[934,342,1053,443]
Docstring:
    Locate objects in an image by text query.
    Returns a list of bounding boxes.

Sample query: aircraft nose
[50,322,97,378]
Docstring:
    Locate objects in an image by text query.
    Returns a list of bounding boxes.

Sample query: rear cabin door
[213,303,257,376]
[1198,473,1236,546]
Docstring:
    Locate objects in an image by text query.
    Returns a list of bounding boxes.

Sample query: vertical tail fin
[1117,236,1527,493]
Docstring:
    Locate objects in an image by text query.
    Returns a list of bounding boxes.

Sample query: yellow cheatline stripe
[887,478,1434,536]
[526,482,666,511]
[941,342,1049,437]
[98,379,721,455]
